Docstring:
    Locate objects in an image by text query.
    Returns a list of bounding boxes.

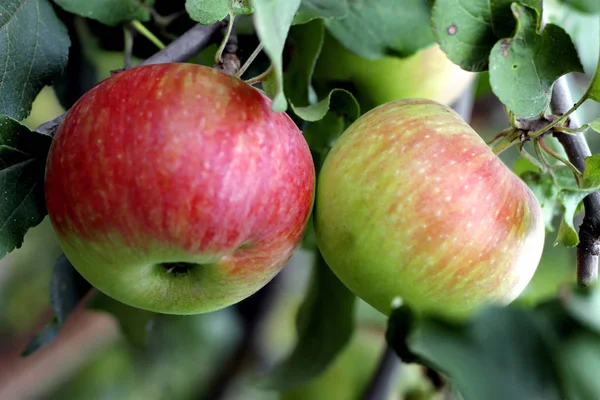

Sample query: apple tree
[1,0,600,399]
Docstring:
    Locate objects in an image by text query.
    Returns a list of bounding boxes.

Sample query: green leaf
[489,4,583,118]
[325,0,434,60]
[186,0,253,25]
[588,118,600,133]
[581,154,600,188]
[0,116,52,258]
[520,170,560,231]
[390,307,563,400]
[88,292,156,347]
[561,287,600,334]
[558,0,600,14]
[0,0,70,120]
[556,331,600,400]
[295,89,359,163]
[293,89,359,122]
[587,18,600,102]
[21,323,61,357]
[260,251,356,390]
[54,0,154,26]
[22,255,92,356]
[284,19,325,108]
[293,0,349,24]
[554,155,600,246]
[387,292,600,400]
[251,0,301,111]
[432,0,542,71]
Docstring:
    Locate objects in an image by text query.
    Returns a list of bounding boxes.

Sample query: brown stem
[551,77,600,287]
[36,23,222,136]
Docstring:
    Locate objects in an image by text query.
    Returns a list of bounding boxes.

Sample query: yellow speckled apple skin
[315,98,544,318]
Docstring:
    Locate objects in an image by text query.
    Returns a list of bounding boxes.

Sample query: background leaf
[489,4,583,117]
[260,251,356,390]
[0,0,70,120]
[293,0,348,24]
[251,0,301,111]
[325,0,433,59]
[284,19,325,108]
[432,0,541,71]
[22,255,92,356]
[54,0,154,26]
[186,0,253,25]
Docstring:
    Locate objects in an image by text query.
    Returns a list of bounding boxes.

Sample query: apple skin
[314,34,475,111]
[45,63,315,315]
[315,98,544,318]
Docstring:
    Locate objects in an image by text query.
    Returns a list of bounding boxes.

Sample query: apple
[45,63,315,314]
[315,98,544,318]
[313,33,475,111]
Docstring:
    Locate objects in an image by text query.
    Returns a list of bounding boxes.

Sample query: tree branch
[36,22,222,136]
[551,76,600,286]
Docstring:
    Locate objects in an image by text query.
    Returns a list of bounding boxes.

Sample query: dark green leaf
[260,251,356,390]
[546,0,599,75]
[54,0,154,26]
[397,307,563,400]
[251,0,301,111]
[556,331,600,400]
[0,116,52,258]
[293,88,359,122]
[489,4,583,117]
[325,0,433,59]
[561,287,600,334]
[22,255,92,356]
[21,322,61,357]
[0,0,70,120]
[432,0,541,71]
[50,254,92,323]
[284,19,325,108]
[558,0,600,13]
[52,10,98,110]
[88,292,156,347]
[186,0,253,25]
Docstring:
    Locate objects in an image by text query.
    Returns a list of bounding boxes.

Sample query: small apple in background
[45,63,315,314]
[313,33,475,111]
[315,98,544,319]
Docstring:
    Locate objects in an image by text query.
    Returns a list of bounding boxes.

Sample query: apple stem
[131,20,166,50]
[123,25,134,69]
[215,13,236,65]
[244,64,272,85]
[236,42,265,79]
[551,76,600,287]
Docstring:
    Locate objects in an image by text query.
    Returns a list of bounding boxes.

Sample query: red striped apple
[45,64,315,314]
[315,99,544,318]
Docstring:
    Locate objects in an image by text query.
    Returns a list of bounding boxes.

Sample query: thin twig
[551,76,600,286]
[123,25,134,69]
[214,17,240,76]
[237,43,264,79]
[36,23,222,136]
